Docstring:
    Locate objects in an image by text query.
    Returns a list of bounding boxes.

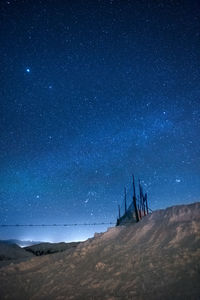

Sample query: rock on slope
[0,202,200,300]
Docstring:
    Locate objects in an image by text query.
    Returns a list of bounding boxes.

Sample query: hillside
[0,202,199,299]
[0,243,34,268]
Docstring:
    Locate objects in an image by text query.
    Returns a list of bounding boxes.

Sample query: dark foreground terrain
[0,202,200,299]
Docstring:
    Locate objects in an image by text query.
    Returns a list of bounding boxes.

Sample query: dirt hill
[0,202,200,299]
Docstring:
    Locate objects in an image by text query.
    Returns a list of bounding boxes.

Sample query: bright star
[176,179,181,183]
[26,68,30,73]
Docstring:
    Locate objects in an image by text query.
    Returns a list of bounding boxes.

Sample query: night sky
[0,0,200,242]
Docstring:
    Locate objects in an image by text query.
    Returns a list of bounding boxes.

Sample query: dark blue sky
[0,0,200,242]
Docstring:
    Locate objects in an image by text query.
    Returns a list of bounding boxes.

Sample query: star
[26,68,30,73]
[176,179,181,183]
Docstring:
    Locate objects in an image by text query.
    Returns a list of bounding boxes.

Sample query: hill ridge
[0,202,200,300]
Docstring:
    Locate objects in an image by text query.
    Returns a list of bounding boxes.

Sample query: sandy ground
[0,202,200,299]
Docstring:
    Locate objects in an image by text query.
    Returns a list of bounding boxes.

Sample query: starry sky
[0,0,200,242]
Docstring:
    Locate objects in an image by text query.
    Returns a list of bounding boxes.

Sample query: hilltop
[0,202,199,299]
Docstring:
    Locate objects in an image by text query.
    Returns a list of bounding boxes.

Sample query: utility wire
[0,222,116,227]
[0,211,152,228]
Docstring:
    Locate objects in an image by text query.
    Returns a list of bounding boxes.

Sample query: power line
[0,214,152,228]
[0,222,116,227]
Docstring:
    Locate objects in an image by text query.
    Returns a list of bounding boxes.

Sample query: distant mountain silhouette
[0,242,34,268]
[25,241,80,256]
[0,202,199,299]
[0,239,42,247]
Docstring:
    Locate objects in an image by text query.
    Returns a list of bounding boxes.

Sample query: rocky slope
[0,202,199,300]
